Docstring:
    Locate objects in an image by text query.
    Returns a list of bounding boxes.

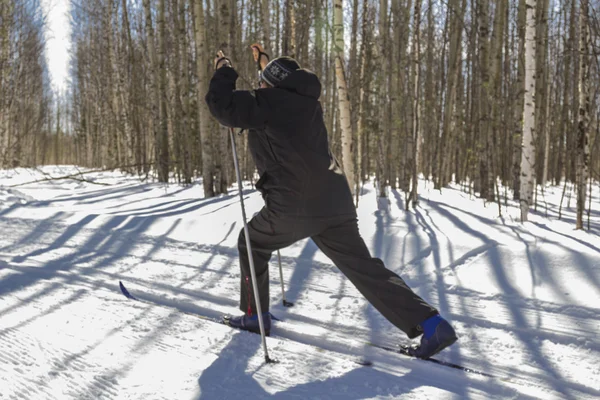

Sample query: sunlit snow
[1,166,599,399]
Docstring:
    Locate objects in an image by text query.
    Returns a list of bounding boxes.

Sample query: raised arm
[205,51,269,129]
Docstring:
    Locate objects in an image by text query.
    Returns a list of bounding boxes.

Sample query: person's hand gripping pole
[213,50,232,70]
[250,44,270,87]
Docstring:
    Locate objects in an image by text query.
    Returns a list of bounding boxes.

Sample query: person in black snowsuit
[205,49,457,359]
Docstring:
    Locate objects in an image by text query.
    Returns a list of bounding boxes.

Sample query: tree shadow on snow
[195,332,535,400]
[0,188,248,304]
[425,198,582,400]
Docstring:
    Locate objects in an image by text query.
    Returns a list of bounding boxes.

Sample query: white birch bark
[576,0,590,229]
[519,0,537,222]
[194,0,215,197]
[333,0,356,197]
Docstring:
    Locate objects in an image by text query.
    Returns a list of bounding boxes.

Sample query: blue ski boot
[224,312,272,336]
[408,314,457,359]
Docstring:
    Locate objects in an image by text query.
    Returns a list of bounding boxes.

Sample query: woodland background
[1,0,599,226]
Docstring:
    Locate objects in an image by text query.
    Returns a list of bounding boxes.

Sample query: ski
[119,281,500,378]
[365,343,494,378]
[118,281,373,367]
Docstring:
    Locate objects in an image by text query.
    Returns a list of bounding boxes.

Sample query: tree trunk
[275,0,281,55]
[179,0,193,183]
[354,0,369,204]
[157,0,170,182]
[194,0,215,197]
[534,0,549,183]
[488,0,507,201]
[215,0,231,194]
[261,0,271,55]
[541,2,554,187]
[542,67,551,187]
[477,0,493,200]
[519,0,537,222]
[349,0,359,108]
[513,0,526,199]
[437,0,465,189]
[409,0,422,208]
[106,0,122,167]
[284,0,296,57]
[424,0,435,183]
[397,0,412,192]
[377,0,389,198]
[576,0,590,229]
[556,3,571,186]
[333,0,355,199]
[142,0,160,177]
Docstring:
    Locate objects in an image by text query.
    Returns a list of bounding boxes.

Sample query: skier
[205,45,457,359]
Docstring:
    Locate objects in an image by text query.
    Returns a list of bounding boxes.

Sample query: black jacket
[205,66,355,219]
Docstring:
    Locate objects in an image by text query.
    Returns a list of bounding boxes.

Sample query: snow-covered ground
[1,166,599,400]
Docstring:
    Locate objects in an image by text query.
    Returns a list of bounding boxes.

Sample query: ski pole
[276,250,294,307]
[229,127,275,364]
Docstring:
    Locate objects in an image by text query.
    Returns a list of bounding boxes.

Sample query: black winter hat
[260,56,301,87]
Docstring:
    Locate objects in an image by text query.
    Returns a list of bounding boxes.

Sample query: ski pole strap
[215,56,232,70]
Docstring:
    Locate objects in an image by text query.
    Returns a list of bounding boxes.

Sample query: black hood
[276,69,322,100]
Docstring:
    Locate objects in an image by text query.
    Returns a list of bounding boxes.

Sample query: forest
[1,0,599,227]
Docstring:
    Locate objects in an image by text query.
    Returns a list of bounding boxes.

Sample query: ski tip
[119,281,136,300]
[357,359,373,367]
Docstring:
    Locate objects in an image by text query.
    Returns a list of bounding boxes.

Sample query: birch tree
[333,0,356,197]
[576,0,590,229]
[38,0,599,232]
[0,0,52,168]
[519,0,537,222]
[194,0,215,197]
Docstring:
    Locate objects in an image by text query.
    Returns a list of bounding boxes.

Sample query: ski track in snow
[0,166,599,399]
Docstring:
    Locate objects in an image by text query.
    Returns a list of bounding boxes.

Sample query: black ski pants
[238,207,438,338]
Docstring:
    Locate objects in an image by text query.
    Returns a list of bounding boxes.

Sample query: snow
[1,165,599,399]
